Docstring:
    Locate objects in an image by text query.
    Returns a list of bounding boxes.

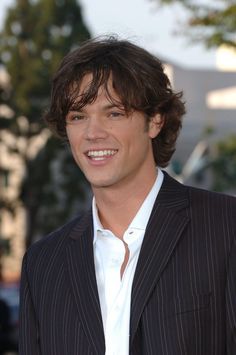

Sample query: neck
[93,170,157,238]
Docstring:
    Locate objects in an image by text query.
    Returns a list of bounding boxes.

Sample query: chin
[89,178,116,189]
[91,182,112,189]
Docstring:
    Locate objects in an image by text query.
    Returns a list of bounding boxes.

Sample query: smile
[86,150,118,161]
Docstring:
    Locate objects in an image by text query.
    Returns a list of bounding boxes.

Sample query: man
[19,36,236,355]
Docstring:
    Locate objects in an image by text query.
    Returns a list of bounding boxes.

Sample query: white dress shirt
[93,169,164,355]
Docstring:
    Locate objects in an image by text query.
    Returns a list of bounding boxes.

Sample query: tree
[0,0,90,249]
[158,0,236,49]
[158,0,236,194]
[212,135,236,192]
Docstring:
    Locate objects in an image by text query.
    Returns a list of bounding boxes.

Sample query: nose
[84,117,108,140]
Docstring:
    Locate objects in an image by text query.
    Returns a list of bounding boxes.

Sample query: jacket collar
[66,211,105,354]
[130,172,190,342]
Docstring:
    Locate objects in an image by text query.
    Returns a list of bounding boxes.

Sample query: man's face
[66,74,162,192]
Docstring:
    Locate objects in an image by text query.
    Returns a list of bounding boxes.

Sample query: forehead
[78,73,94,93]
[70,72,123,109]
[79,72,114,93]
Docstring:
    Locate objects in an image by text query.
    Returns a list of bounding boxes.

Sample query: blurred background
[0,0,235,353]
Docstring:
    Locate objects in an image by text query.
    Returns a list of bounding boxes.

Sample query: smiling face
[65,74,162,194]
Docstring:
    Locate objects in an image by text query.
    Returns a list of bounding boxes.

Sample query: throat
[120,241,130,279]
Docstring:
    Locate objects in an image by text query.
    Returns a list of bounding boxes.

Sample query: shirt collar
[92,168,164,244]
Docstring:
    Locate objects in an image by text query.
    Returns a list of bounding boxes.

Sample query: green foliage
[20,137,90,245]
[0,0,90,247]
[212,135,236,192]
[158,0,236,49]
[158,0,236,192]
[1,0,90,125]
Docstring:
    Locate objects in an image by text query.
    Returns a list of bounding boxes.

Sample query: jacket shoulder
[163,172,235,221]
[186,185,236,236]
[187,184,236,207]
[24,212,89,263]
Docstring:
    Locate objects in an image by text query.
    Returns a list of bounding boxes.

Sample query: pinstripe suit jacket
[19,172,236,354]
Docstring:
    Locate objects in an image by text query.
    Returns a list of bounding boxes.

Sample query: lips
[86,149,118,161]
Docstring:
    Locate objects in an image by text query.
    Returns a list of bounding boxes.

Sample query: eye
[109,111,125,120]
[66,113,86,124]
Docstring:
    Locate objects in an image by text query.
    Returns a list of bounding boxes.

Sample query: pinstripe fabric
[19,172,236,354]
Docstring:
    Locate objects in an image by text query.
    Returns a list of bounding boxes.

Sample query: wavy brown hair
[44,36,185,167]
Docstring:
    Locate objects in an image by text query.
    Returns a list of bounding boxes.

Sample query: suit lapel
[130,173,190,342]
[65,211,105,355]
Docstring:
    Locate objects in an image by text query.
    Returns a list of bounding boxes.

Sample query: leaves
[158,0,236,48]
[212,135,236,192]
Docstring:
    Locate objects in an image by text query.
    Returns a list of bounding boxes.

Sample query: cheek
[66,127,72,142]
[70,146,83,168]
[66,128,80,147]
[67,136,81,161]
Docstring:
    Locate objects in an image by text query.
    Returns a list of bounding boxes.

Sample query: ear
[148,114,163,138]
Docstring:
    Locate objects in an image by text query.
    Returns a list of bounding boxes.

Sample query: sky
[0,0,217,69]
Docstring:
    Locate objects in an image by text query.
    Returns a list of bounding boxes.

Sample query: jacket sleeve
[226,235,236,354]
[19,252,41,355]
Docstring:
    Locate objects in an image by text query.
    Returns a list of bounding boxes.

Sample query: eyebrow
[102,103,125,110]
[68,103,125,113]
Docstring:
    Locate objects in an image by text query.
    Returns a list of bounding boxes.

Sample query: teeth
[87,150,117,158]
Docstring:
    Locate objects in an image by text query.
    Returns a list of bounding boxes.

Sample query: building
[164,56,236,188]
